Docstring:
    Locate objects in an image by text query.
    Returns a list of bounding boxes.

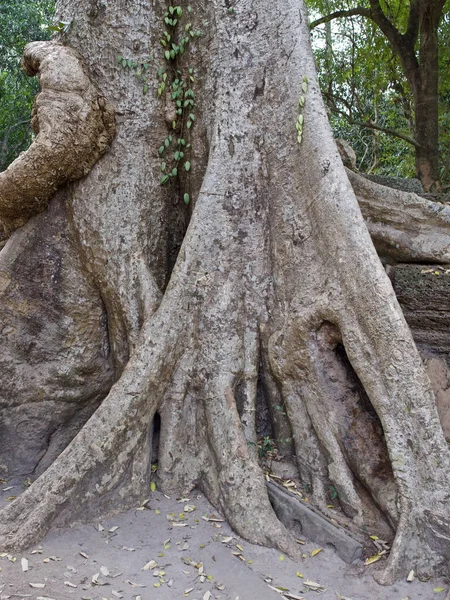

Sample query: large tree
[309,0,449,191]
[0,0,449,586]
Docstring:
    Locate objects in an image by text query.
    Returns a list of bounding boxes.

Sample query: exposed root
[0,42,115,235]
[0,340,159,551]
[156,308,300,559]
[349,170,450,263]
[338,307,450,582]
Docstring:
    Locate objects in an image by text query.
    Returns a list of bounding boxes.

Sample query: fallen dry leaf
[304,580,325,591]
[126,580,146,588]
[364,554,382,566]
[268,584,285,594]
[282,593,305,600]
[91,573,107,586]
[142,559,158,571]
[202,515,224,522]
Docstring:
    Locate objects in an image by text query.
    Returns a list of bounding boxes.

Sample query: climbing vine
[116,3,201,205]
[156,4,201,205]
[296,75,308,145]
[116,56,152,95]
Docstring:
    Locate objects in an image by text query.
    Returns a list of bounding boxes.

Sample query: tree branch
[405,0,420,44]
[309,7,370,30]
[345,118,419,148]
[326,100,420,148]
[367,0,405,50]
[310,0,421,90]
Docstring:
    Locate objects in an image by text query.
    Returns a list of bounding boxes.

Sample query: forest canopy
[308,0,450,189]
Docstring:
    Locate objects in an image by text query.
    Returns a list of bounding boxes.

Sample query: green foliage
[296,76,308,145]
[115,5,200,204]
[307,0,450,186]
[155,5,201,205]
[329,485,338,500]
[0,0,55,171]
[46,20,71,34]
[117,55,152,95]
[258,436,276,458]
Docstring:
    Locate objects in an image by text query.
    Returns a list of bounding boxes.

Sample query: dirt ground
[0,483,448,600]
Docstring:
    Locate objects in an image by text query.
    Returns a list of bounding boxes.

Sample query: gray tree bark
[0,0,449,586]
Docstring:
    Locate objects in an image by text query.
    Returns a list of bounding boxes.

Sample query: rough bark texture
[0,0,449,587]
[390,263,450,444]
[0,43,115,237]
[0,195,114,478]
[350,170,450,263]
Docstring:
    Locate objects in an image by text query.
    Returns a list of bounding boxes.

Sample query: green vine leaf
[155,6,198,190]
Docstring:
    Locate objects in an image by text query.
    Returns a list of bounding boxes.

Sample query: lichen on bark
[0,0,449,587]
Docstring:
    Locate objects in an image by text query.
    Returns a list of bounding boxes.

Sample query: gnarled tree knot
[0,41,115,237]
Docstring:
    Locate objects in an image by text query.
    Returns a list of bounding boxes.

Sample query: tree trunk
[0,0,449,586]
[368,0,445,191]
[413,3,442,191]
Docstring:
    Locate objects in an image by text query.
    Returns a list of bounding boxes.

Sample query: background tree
[0,0,54,171]
[309,0,450,191]
[0,0,449,587]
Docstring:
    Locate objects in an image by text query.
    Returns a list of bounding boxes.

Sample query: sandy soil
[0,484,448,600]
